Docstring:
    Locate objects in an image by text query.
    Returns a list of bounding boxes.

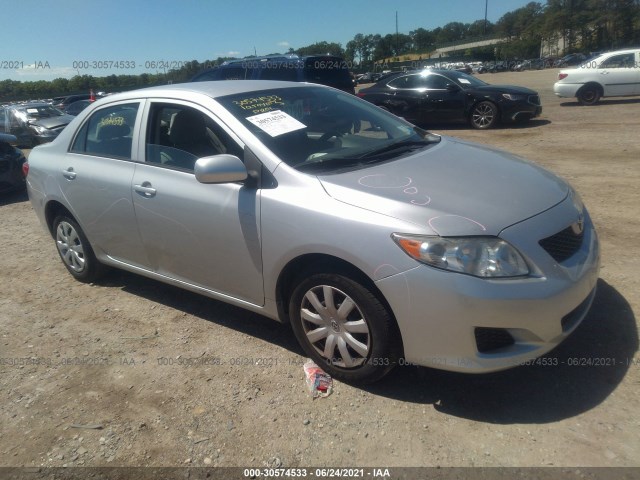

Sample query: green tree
[295,41,345,57]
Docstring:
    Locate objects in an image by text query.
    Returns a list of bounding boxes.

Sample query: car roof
[599,48,640,56]
[94,80,313,103]
[11,102,52,109]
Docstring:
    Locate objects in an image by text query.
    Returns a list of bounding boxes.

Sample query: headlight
[392,234,529,278]
[502,93,525,101]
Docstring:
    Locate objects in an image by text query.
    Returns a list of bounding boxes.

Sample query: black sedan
[0,133,26,194]
[63,99,93,116]
[356,70,542,129]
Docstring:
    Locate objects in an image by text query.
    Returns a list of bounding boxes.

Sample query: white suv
[553,48,640,105]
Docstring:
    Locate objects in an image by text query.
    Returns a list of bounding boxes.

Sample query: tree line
[1,0,638,101]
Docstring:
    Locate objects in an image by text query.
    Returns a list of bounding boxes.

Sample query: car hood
[317,136,568,236]
[470,84,538,95]
[29,115,74,130]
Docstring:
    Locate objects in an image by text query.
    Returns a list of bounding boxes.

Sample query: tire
[289,273,398,384]
[53,215,106,283]
[577,85,602,106]
[470,101,498,129]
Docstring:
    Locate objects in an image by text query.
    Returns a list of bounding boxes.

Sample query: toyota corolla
[25,81,599,383]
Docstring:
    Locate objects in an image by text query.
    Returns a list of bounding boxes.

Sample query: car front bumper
[501,98,542,123]
[376,197,600,373]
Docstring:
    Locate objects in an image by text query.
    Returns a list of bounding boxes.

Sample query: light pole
[484,0,488,35]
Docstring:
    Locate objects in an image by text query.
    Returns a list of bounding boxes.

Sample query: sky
[0,0,536,81]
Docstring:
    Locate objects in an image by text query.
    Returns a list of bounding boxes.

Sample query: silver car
[25,81,600,383]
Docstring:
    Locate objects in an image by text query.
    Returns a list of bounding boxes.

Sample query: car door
[597,52,639,96]
[385,74,430,123]
[419,73,466,123]
[63,101,149,267]
[131,100,264,306]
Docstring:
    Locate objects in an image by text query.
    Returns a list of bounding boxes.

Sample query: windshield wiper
[294,136,440,173]
[295,155,362,173]
[355,138,437,161]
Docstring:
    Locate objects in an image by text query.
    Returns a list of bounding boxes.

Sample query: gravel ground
[0,69,639,472]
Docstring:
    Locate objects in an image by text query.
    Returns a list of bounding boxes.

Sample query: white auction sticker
[246,110,306,137]
[458,78,471,84]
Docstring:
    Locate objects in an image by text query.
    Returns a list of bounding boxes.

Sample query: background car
[488,61,509,73]
[0,103,74,147]
[52,93,96,111]
[553,48,640,105]
[191,54,355,94]
[515,59,545,71]
[63,99,93,116]
[25,80,598,384]
[0,133,26,194]
[554,53,588,68]
[357,72,382,84]
[356,69,542,128]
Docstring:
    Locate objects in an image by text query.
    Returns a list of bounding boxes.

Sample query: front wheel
[53,215,106,283]
[470,101,498,129]
[289,273,398,384]
[577,85,602,106]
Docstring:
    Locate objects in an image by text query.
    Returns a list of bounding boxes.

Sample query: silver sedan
[25,80,600,383]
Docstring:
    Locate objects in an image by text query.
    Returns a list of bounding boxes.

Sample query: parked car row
[0,103,74,148]
[0,94,101,149]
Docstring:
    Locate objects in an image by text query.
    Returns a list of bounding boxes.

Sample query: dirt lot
[1,69,639,472]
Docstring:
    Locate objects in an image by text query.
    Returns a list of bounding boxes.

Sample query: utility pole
[484,0,488,35]
[395,11,399,55]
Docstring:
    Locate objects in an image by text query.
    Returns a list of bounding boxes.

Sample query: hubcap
[472,104,494,127]
[56,221,85,273]
[300,285,371,368]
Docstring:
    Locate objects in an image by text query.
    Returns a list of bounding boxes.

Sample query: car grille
[475,327,515,353]
[528,95,541,106]
[539,226,584,263]
[0,160,9,174]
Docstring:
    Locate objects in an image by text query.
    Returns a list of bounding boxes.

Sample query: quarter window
[70,103,139,159]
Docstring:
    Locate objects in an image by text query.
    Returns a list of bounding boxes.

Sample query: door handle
[134,183,157,197]
[62,168,76,180]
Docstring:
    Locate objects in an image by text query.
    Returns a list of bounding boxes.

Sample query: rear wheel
[289,273,398,384]
[577,85,602,105]
[53,215,106,283]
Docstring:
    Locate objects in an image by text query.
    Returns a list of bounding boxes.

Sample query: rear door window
[70,103,139,159]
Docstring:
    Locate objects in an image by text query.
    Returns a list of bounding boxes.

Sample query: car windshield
[443,71,488,88]
[217,86,440,173]
[16,105,65,119]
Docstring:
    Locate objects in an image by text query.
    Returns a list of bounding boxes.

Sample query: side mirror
[194,154,248,184]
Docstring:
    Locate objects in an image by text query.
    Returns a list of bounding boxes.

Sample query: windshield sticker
[233,95,285,115]
[26,108,39,113]
[458,78,471,84]
[246,110,306,137]
[99,116,126,126]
